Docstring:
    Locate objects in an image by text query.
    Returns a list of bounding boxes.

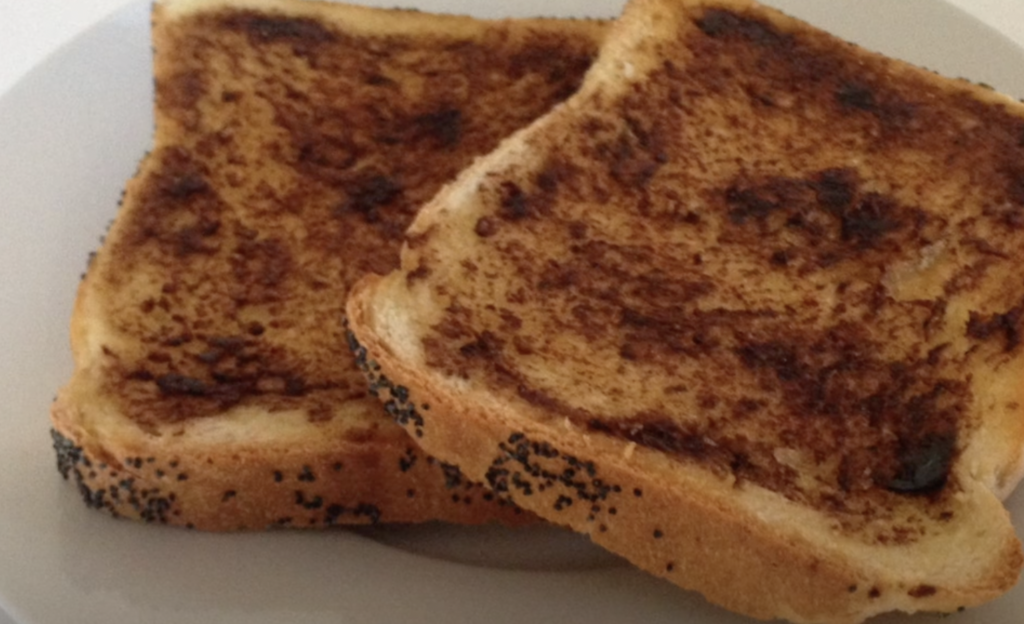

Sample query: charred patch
[966,305,1023,352]
[459,331,505,361]
[813,168,857,211]
[836,82,877,112]
[736,341,802,382]
[888,432,955,495]
[411,108,463,149]
[339,174,404,222]
[498,182,531,220]
[695,8,788,47]
[162,173,210,199]
[226,13,337,46]
[733,328,965,497]
[475,216,499,238]
[723,168,912,254]
[909,585,938,598]
[601,124,666,189]
[156,374,208,397]
[230,237,294,303]
[1003,165,1024,206]
[726,183,791,224]
[836,192,901,248]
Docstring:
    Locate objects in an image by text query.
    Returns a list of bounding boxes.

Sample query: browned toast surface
[347,0,1024,620]
[51,0,603,529]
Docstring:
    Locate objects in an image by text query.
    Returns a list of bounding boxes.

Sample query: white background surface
[1,0,1023,97]
[1,1,1024,624]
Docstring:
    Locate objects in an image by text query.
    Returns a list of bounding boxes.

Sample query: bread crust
[346,0,1024,619]
[51,0,604,529]
[51,378,524,529]
[348,280,1021,622]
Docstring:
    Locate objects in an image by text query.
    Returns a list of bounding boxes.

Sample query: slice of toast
[346,0,1024,620]
[50,0,604,530]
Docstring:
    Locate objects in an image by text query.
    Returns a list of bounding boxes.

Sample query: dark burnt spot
[475,216,499,238]
[869,587,882,599]
[813,168,857,211]
[209,335,246,352]
[1004,165,1024,206]
[568,220,588,240]
[734,329,965,496]
[156,374,208,396]
[966,305,1023,352]
[164,174,210,199]
[406,263,431,283]
[909,585,938,598]
[695,8,787,47]
[459,331,504,360]
[285,376,307,396]
[230,237,293,302]
[736,341,801,382]
[724,168,911,254]
[227,14,337,46]
[838,193,901,249]
[499,182,531,220]
[536,167,562,194]
[339,174,403,222]
[836,82,877,112]
[602,125,665,189]
[726,186,782,224]
[175,219,221,256]
[887,433,955,494]
[412,108,463,149]
[835,82,917,128]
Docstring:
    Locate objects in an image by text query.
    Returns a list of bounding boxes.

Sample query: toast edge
[346,274,1023,624]
[49,379,532,530]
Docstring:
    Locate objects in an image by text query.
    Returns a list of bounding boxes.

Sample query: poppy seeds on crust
[51,427,403,529]
[347,326,534,511]
[347,327,426,435]
[346,329,649,526]
[51,429,177,524]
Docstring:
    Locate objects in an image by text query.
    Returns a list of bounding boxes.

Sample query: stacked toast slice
[50,0,604,530]
[346,0,1024,621]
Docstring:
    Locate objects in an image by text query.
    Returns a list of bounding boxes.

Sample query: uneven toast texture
[50,0,604,530]
[347,0,1024,620]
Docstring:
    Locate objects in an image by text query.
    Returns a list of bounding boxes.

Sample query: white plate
[2,1,1024,623]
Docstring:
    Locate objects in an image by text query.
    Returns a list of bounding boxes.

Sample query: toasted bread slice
[50,0,603,530]
[346,0,1024,619]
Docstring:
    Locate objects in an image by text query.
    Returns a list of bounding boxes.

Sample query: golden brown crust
[51,0,604,529]
[346,0,1024,619]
